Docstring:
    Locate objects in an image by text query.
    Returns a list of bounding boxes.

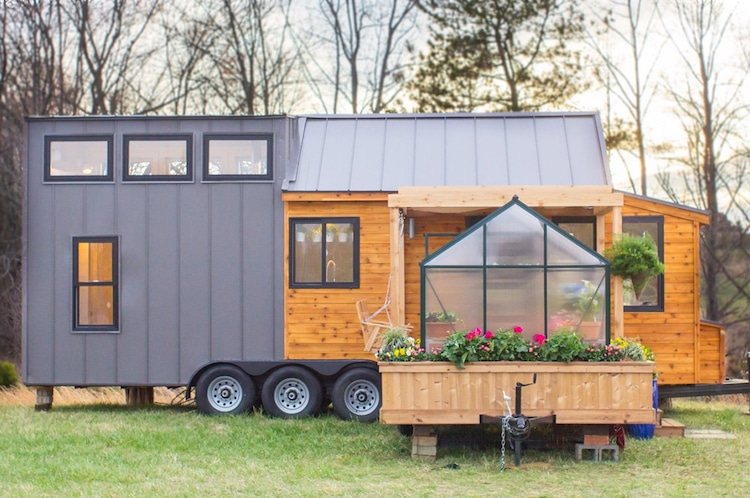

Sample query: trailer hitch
[480,373,555,469]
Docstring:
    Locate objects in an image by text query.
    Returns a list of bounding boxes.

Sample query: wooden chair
[355,299,411,352]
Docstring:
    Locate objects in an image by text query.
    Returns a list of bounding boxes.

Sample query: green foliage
[604,234,665,280]
[0,361,18,387]
[573,279,603,321]
[579,343,626,362]
[374,328,427,362]
[538,332,586,362]
[424,310,458,322]
[406,0,587,112]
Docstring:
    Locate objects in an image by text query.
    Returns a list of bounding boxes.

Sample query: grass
[1,387,750,497]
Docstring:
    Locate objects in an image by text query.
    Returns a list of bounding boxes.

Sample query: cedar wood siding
[284,192,719,386]
[613,195,713,385]
[283,194,462,360]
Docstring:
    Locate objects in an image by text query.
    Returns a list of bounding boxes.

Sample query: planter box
[379,361,656,425]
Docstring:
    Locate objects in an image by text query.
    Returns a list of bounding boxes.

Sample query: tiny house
[22,112,729,421]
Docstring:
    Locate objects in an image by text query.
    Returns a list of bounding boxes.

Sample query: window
[203,134,272,181]
[73,237,119,332]
[123,135,193,181]
[623,216,664,311]
[553,216,596,250]
[290,218,359,288]
[44,135,113,182]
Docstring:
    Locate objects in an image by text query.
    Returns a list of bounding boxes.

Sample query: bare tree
[300,0,419,113]
[657,0,750,375]
[192,0,300,115]
[588,0,663,196]
[65,0,163,114]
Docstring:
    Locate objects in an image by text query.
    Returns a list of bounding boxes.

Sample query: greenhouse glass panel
[485,205,544,266]
[421,198,610,349]
[547,268,607,344]
[546,227,603,266]
[423,268,483,351]
[427,229,484,266]
[486,268,544,339]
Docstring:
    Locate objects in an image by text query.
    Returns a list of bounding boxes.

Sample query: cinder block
[575,443,619,462]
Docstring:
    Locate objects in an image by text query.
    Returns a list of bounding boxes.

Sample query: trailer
[22,112,735,423]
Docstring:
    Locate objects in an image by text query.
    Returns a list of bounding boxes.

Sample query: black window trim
[622,215,665,312]
[72,235,120,333]
[44,135,114,183]
[202,133,273,182]
[123,133,194,182]
[289,217,360,289]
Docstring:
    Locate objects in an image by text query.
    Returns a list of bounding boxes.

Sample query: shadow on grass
[50,402,197,414]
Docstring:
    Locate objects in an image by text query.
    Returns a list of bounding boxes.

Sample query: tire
[195,365,255,416]
[261,366,322,419]
[331,368,381,423]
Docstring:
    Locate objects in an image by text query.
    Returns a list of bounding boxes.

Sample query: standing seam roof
[283,112,611,192]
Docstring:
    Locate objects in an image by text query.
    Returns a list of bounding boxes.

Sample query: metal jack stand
[481,374,555,468]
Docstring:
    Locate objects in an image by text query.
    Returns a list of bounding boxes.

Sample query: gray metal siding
[24,116,288,386]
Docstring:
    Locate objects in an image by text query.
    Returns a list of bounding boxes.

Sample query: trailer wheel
[196,365,255,416]
[261,366,322,419]
[332,368,381,422]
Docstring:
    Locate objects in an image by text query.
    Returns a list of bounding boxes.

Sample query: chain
[500,416,509,471]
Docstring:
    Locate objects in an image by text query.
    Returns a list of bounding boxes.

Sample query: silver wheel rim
[343,379,379,416]
[273,377,310,414]
[207,375,243,412]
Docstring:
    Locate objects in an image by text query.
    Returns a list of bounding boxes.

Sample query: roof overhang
[388,185,623,215]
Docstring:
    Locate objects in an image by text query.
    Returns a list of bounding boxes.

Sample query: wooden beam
[389,186,623,210]
[389,207,405,326]
[611,206,624,339]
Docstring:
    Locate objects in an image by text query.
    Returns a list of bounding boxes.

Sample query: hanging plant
[604,234,664,299]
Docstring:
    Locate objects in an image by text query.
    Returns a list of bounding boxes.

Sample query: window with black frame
[290,218,359,288]
[203,134,272,181]
[622,216,664,311]
[73,236,119,332]
[123,135,193,181]
[44,135,113,182]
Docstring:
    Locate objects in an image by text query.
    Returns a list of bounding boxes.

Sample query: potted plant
[604,234,665,300]
[573,279,604,341]
[308,226,322,242]
[423,310,460,352]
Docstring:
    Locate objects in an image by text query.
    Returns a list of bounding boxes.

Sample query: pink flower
[533,334,546,345]
[513,326,523,334]
[484,330,494,339]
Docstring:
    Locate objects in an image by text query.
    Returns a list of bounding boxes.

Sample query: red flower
[533,334,546,345]
[513,326,523,334]
[484,330,494,339]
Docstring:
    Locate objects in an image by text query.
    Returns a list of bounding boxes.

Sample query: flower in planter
[580,343,626,362]
[613,336,655,361]
[375,327,428,362]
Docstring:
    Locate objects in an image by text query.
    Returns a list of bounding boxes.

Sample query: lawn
[1,387,749,497]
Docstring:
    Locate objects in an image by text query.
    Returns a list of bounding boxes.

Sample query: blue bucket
[627,378,657,440]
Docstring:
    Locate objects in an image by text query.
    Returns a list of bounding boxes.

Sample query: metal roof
[283,112,611,192]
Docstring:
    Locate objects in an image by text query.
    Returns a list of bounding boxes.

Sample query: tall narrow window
[623,216,664,311]
[290,218,359,288]
[73,237,119,332]
[44,135,113,182]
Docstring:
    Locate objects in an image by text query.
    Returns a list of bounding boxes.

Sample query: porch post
[611,206,624,338]
[389,207,405,325]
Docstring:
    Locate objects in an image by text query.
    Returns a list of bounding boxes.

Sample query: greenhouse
[421,197,610,351]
